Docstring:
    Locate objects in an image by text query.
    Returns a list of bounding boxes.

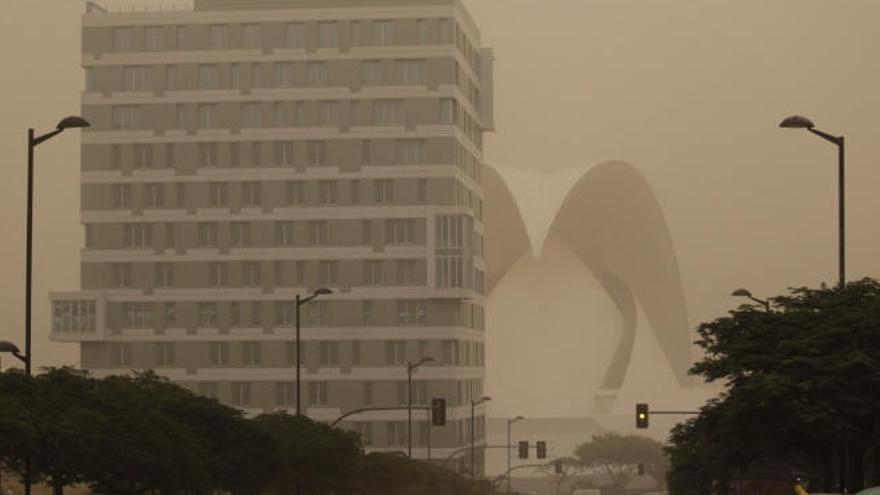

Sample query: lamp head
[56,116,91,130]
[779,115,814,129]
[731,288,753,298]
[313,287,333,296]
[0,341,22,355]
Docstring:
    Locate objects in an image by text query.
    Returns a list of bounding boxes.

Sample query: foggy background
[2,0,879,415]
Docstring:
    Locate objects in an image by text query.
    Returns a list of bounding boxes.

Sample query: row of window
[112,59,435,92]
[95,218,420,249]
[106,299,485,331]
[110,258,425,288]
[106,339,485,369]
[108,18,460,53]
[108,98,461,131]
[105,178,427,210]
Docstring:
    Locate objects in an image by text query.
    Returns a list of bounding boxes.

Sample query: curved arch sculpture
[483,161,692,414]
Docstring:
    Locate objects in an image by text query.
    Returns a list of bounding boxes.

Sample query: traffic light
[536,440,547,459]
[518,441,529,459]
[555,460,563,474]
[431,398,446,426]
[636,403,649,429]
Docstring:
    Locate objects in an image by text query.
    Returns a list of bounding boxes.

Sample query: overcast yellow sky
[1,0,879,375]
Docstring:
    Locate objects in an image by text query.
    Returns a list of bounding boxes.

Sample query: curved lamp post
[731,288,770,311]
[470,395,491,479]
[506,415,525,493]
[779,115,845,289]
[407,357,434,458]
[21,116,89,495]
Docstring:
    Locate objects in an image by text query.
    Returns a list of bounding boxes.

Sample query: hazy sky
[1,0,880,378]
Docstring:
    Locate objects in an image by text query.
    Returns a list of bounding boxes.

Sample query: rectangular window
[396,140,425,165]
[318,180,337,204]
[230,302,241,327]
[373,180,394,204]
[166,65,178,91]
[319,341,339,366]
[209,262,229,287]
[385,340,405,365]
[123,66,152,91]
[164,302,176,326]
[318,261,338,285]
[276,141,295,166]
[308,221,327,245]
[231,382,251,407]
[398,60,427,85]
[362,60,383,86]
[362,381,372,404]
[242,261,262,286]
[386,219,416,244]
[144,184,164,209]
[176,184,187,209]
[417,179,428,202]
[133,144,153,168]
[123,224,152,249]
[111,343,132,366]
[275,301,295,325]
[307,301,328,327]
[350,180,360,204]
[155,263,174,288]
[440,98,455,124]
[155,342,175,366]
[199,104,219,128]
[241,182,261,206]
[363,260,383,285]
[229,143,239,167]
[276,381,296,406]
[395,259,418,285]
[176,25,187,50]
[209,342,229,365]
[165,144,176,168]
[209,25,228,49]
[251,63,263,87]
[199,143,219,167]
[362,301,373,325]
[251,301,263,326]
[275,62,295,87]
[318,22,338,48]
[198,223,218,247]
[231,222,250,247]
[275,221,295,246]
[286,23,305,48]
[417,19,430,45]
[242,24,261,49]
[145,26,164,51]
[208,182,228,207]
[350,100,361,126]
[251,142,262,166]
[362,220,372,244]
[286,181,304,205]
[318,101,337,126]
[308,382,329,406]
[113,27,134,52]
[242,102,262,128]
[307,141,327,165]
[273,102,284,126]
[372,20,394,46]
[373,99,402,125]
[307,62,328,86]
[199,64,219,89]
[295,261,306,286]
[175,104,186,128]
[199,302,219,327]
[112,106,141,129]
[242,341,262,365]
[111,184,131,209]
[199,382,218,399]
[295,101,307,126]
[231,63,243,88]
[122,303,152,328]
[397,300,427,324]
[362,140,372,164]
[352,341,362,366]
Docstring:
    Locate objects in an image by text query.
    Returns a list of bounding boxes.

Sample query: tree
[0,370,35,484]
[574,433,665,495]
[666,279,880,494]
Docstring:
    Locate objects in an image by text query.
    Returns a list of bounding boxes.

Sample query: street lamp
[22,116,89,495]
[25,117,90,378]
[470,395,491,479]
[0,341,27,365]
[407,357,434,458]
[779,115,846,289]
[507,415,525,493]
[731,288,770,311]
[294,287,332,416]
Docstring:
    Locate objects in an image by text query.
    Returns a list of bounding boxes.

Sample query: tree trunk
[52,481,64,495]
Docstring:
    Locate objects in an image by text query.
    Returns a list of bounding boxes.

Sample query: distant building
[52,0,493,474]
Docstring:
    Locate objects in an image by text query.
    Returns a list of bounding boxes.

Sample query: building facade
[51,0,492,473]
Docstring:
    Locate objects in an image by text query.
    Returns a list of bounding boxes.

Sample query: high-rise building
[52,0,493,473]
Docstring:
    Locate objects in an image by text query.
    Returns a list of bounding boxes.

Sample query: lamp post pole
[407,357,434,458]
[507,416,524,493]
[470,396,491,479]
